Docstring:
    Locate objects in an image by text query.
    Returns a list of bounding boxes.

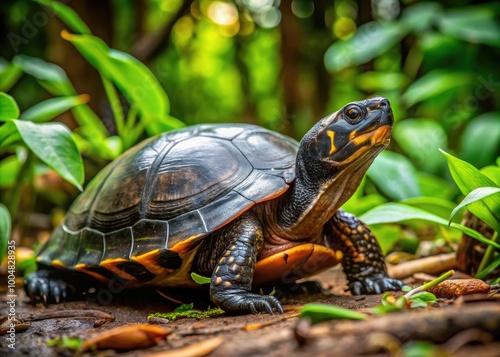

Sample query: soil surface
[1,268,499,357]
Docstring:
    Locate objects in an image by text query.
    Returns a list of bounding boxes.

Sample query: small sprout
[191,272,211,284]
[299,303,368,324]
[148,306,224,321]
[174,303,194,313]
[47,336,83,351]
[372,271,453,315]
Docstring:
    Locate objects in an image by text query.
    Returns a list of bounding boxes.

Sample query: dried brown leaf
[428,279,490,299]
[145,336,224,357]
[80,324,172,352]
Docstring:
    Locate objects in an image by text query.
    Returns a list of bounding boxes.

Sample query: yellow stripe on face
[327,130,336,155]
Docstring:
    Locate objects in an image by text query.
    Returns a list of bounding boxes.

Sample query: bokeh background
[0,0,499,267]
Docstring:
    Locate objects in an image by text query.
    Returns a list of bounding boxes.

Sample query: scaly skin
[209,212,283,314]
[328,210,402,294]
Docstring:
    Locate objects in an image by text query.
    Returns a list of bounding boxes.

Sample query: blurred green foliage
[0,0,499,272]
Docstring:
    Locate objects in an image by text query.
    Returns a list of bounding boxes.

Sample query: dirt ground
[1,268,499,357]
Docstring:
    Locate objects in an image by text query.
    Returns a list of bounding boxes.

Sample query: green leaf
[409,291,437,303]
[13,55,72,93]
[355,72,410,92]
[441,150,500,232]
[0,59,22,92]
[174,303,194,313]
[369,225,401,256]
[360,203,500,249]
[393,119,447,174]
[460,112,500,169]
[402,197,458,221]
[35,0,91,34]
[401,2,442,32]
[439,5,500,47]
[191,272,211,285]
[20,95,90,123]
[481,165,500,187]
[0,121,18,147]
[299,303,368,324]
[402,70,473,107]
[367,151,421,200]
[450,187,500,223]
[475,254,500,280]
[0,204,11,264]
[324,21,410,72]
[13,55,107,137]
[13,120,84,191]
[0,93,20,121]
[46,336,82,350]
[61,31,184,135]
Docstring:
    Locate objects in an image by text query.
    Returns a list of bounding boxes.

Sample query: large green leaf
[460,112,500,169]
[13,120,84,191]
[13,55,107,137]
[367,151,421,200]
[12,55,72,93]
[393,119,447,174]
[20,95,90,123]
[360,203,500,249]
[0,121,18,147]
[402,70,474,107]
[61,31,183,135]
[441,150,500,232]
[450,187,500,223]
[439,5,500,47]
[0,204,10,264]
[401,2,442,32]
[35,0,91,34]
[402,197,458,221]
[0,59,22,92]
[355,72,410,92]
[324,21,410,72]
[0,93,20,121]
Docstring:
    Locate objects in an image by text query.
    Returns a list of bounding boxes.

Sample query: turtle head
[307,97,393,167]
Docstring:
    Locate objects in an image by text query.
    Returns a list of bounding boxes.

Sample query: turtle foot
[349,274,404,295]
[24,269,76,305]
[213,291,284,315]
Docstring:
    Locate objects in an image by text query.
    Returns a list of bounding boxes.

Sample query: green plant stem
[476,231,499,276]
[6,150,34,221]
[404,270,455,299]
[101,76,125,138]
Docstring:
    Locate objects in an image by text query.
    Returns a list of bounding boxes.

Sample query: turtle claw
[349,274,404,295]
[24,270,75,304]
[213,291,283,315]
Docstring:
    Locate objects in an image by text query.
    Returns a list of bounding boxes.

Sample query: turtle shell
[37,124,298,285]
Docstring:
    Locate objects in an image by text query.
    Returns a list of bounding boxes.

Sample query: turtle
[24,96,402,314]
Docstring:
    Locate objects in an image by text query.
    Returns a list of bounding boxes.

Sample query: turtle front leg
[209,212,283,315]
[328,210,403,295]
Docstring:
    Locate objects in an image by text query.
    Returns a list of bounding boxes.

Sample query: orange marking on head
[327,130,336,155]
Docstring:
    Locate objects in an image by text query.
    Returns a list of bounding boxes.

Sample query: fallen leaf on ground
[145,336,224,357]
[426,279,490,299]
[80,324,172,352]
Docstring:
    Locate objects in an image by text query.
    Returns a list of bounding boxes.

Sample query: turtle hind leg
[24,268,77,305]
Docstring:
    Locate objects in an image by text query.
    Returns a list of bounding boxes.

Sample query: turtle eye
[345,105,363,123]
